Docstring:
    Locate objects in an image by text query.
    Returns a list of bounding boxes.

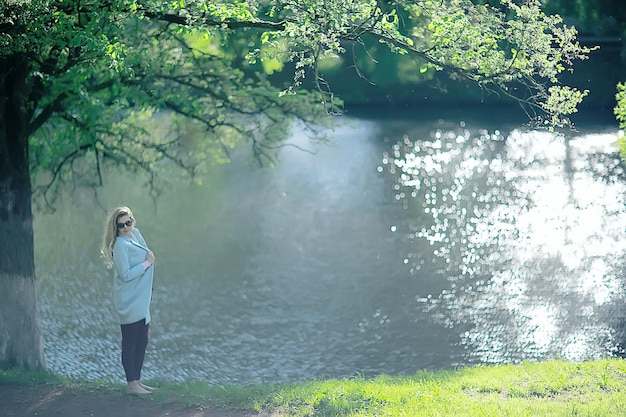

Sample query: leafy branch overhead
[2,0,593,203]
[246,0,593,124]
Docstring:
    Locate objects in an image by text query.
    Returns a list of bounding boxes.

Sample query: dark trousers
[120,319,149,382]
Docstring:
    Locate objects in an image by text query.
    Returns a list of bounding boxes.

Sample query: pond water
[35,108,626,385]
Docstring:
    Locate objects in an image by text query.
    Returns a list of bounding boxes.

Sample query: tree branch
[142,9,286,31]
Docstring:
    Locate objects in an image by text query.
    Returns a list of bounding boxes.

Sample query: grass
[3,359,626,416]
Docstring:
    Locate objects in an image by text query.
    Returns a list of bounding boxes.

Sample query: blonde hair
[100,206,135,269]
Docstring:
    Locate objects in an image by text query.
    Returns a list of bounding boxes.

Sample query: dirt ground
[0,384,281,417]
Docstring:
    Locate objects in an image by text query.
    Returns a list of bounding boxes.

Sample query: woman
[101,206,156,395]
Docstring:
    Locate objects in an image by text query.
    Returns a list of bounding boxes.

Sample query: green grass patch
[0,366,62,386]
[3,359,626,416]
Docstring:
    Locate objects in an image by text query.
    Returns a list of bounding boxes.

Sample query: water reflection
[35,112,625,384]
[385,120,626,364]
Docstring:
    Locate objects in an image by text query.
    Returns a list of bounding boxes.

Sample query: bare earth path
[0,384,280,417]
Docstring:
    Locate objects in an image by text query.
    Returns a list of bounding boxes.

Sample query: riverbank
[3,358,626,416]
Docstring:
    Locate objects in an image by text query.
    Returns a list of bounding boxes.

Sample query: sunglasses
[116,219,134,229]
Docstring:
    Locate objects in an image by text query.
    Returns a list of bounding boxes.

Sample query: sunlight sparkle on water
[393,126,626,363]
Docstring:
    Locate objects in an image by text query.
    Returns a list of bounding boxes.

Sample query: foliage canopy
[2,0,594,199]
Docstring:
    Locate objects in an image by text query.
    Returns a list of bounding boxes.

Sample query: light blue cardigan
[113,228,154,325]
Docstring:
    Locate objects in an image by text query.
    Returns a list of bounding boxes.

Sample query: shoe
[126,381,152,395]
[140,381,157,391]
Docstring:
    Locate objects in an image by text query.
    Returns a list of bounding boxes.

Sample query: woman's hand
[146,250,156,265]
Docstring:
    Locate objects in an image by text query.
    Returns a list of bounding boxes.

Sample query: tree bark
[0,56,46,370]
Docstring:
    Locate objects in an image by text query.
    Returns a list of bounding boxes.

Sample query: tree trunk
[0,56,46,370]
